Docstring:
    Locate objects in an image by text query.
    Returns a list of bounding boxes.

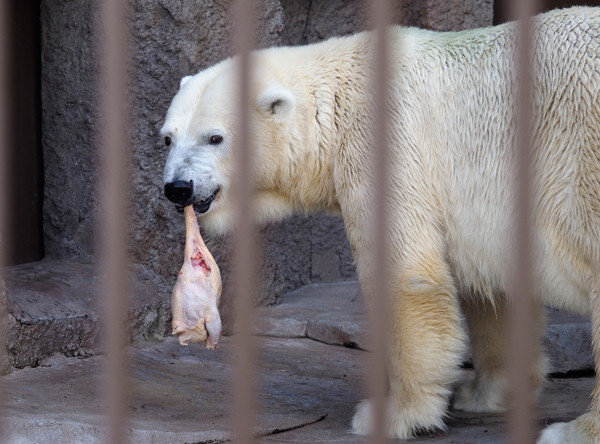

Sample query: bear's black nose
[164,180,194,205]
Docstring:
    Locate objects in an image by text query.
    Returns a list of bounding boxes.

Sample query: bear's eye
[164,136,172,147]
[209,134,223,145]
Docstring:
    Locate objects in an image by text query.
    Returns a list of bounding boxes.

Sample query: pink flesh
[183,206,216,279]
[191,247,211,275]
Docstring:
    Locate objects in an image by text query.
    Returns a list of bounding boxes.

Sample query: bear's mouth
[175,187,220,215]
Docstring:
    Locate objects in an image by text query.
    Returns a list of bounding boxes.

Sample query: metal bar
[0,1,9,440]
[231,1,258,443]
[368,0,393,442]
[98,0,131,443]
[506,0,539,443]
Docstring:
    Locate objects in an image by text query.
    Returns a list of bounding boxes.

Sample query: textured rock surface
[40,0,494,325]
[407,0,494,31]
[545,310,593,375]
[41,0,100,261]
[255,281,368,348]
[4,259,171,369]
[1,334,594,443]
[6,261,591,376]
[2,336,364,443]
[0,277,9,374]
[256,282,595,375]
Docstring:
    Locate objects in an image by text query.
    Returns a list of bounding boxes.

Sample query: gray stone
[307,315,365,349]
[3,259,171,369]
[300,0,370,43]
[291,0,494,46]
[2,336,365,443]
[254,316,308,339]
[0,277,9,374]
[41,0,100,261]
[256,281,595,374]
[408,0,494,31]
[255,281,368,348]
[6,266,594,378]
[310,215,356,283]
[545,310,593,374]
[1,334,595,443]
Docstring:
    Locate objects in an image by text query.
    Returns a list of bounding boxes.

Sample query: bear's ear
[257,86,296,121]
[179,75,193,90]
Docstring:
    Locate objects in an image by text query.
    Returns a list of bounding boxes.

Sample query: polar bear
[162,7,600,442]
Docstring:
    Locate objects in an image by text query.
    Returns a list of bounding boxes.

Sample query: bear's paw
[538,413,600,444]
[351,397,447,439]
[453,375,507,413]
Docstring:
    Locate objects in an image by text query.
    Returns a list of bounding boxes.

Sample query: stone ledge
[4,264,593,376]
[544,312,593,374]
[4,259,172,370]
[256,281,594,374]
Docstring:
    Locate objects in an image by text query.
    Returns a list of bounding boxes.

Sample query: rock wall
[40,0,493,330]
[0,277,9,374]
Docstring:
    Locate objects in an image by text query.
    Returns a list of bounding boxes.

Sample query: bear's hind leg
[351,256,467,439]
[538,284,600,443]
[454,295,547,413]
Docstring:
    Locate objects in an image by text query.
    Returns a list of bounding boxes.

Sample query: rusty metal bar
[231,1,258,443]
[98,0,131,443]
[507,0,539,443]
[0,0,9,439]
[368,0,393,442]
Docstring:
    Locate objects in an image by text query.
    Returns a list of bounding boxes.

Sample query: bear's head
[161,57,297,234]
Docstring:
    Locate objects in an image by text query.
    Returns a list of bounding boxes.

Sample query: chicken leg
[171,205,222,349]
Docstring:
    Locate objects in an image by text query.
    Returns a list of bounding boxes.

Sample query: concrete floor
[2,334,595,443]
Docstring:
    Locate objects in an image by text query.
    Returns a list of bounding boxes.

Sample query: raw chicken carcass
[171,205,222,349]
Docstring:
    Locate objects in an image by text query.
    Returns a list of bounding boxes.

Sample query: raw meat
[171,205,222,349]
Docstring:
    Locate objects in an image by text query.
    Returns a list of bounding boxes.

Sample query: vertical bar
[368,0,393,442]
[231,1,257,443]
[98,0,131,443]
[0,1,9,439]
[507,0,539,443]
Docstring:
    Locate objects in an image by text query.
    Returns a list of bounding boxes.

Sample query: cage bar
[506,0,540,443]
[231,1,259,443]
[368,0,393,442]
[98,0,131,443]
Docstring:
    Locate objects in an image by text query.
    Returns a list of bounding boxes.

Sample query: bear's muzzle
[165,179,194,206]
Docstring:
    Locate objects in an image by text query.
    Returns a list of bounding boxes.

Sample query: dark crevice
[301,0,313,44]
[187,440,230,444]
[258,414,329,437]
[343,341,360,350]
[187,414,329,443]
[549,369,596,379]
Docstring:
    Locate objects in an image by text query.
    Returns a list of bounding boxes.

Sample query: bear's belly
[448,226,590,314]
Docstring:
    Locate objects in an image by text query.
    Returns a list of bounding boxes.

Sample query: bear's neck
[282,32,372,215]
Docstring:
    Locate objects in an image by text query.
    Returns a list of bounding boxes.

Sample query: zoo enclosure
[0,0,590,443]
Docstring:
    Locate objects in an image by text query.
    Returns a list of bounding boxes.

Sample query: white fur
[538,413,600,444]
[162,7,600,440]
[257,85,296,121]
[179,75,193,89]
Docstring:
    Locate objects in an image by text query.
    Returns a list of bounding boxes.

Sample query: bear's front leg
[351,256,467,439]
